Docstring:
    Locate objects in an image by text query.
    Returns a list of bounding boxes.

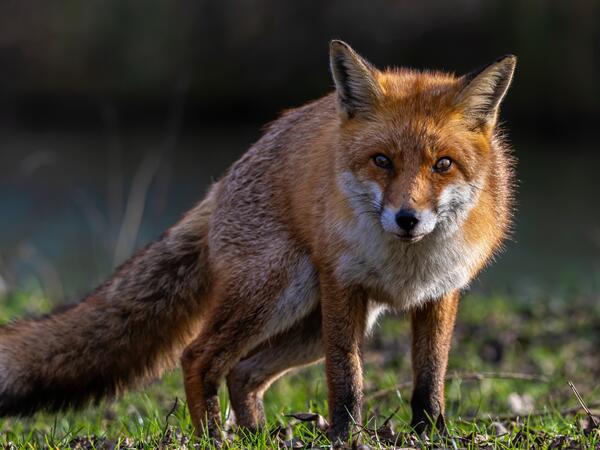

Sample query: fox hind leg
[181,253,320,438]
[181,297,272,439]
[226,308,324,429]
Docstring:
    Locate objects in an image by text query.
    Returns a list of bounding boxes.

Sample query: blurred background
[0,0,599,303]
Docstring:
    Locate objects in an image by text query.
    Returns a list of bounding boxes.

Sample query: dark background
[0,0,599,302]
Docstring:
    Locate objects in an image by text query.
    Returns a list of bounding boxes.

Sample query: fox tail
[0,191,215,415]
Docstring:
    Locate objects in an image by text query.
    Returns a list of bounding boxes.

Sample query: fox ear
[329,40,383,120]
[457,55,516,130]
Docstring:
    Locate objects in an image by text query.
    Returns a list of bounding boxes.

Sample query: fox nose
[395,209,420,232]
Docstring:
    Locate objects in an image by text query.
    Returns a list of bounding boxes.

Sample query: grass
[0,288,599,449]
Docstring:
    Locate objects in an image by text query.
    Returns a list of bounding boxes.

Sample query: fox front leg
[320,274,368,444]
[409,290,459,433]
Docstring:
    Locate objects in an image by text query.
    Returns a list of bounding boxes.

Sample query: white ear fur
[457,55,516,129]
[329,40,382,119]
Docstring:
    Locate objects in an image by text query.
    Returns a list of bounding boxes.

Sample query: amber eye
[434,157,452,173]
[372,154,393,170]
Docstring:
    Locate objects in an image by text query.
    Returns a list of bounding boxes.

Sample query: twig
[162,397,180,437]
[366,371,549,401]
[111,76,188,267]
[165,397,179,422]
[16,243,65,302]
[569,381,599,427]
[459,402,600,423]
[382,406,401,426]
[112,152,162,267]
[101,102,124,250]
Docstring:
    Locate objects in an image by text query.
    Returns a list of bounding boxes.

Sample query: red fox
[0,41,515,443]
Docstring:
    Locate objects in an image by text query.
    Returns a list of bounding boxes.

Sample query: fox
[0,41,516,443]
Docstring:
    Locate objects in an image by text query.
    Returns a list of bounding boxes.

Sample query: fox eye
[372,154,393,170]
[434,157,452,173]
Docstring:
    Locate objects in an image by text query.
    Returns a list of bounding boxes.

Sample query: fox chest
[334,232,480,310]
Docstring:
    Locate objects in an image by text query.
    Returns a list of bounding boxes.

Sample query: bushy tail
[0,191,216,416]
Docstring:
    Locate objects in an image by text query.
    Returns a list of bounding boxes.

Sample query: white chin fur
[436,182,480,233]
[380,207,398,234]
[336,171,485,310]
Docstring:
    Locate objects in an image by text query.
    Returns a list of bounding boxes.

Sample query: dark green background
[0,0,598,301]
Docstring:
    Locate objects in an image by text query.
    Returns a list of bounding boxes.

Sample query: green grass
[0,289,599,449]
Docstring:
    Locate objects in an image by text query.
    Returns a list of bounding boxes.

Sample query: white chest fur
[334,214,483,310]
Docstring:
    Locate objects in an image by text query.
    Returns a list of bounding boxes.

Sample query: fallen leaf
[286,412,329,432]
[491,421,509,436]
[508,392,534,415]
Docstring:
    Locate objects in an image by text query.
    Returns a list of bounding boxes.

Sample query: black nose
[395,209,419,232]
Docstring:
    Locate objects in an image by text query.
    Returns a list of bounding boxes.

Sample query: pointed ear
[329,40,383,120]
[456,55,516,130]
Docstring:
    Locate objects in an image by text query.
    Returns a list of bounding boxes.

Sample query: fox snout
[395,209,419,232]
[381,207,437,242]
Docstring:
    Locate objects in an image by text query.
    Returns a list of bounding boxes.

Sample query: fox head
[330,40,516,243]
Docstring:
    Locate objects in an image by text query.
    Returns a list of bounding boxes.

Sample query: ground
[0,289,599,449]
